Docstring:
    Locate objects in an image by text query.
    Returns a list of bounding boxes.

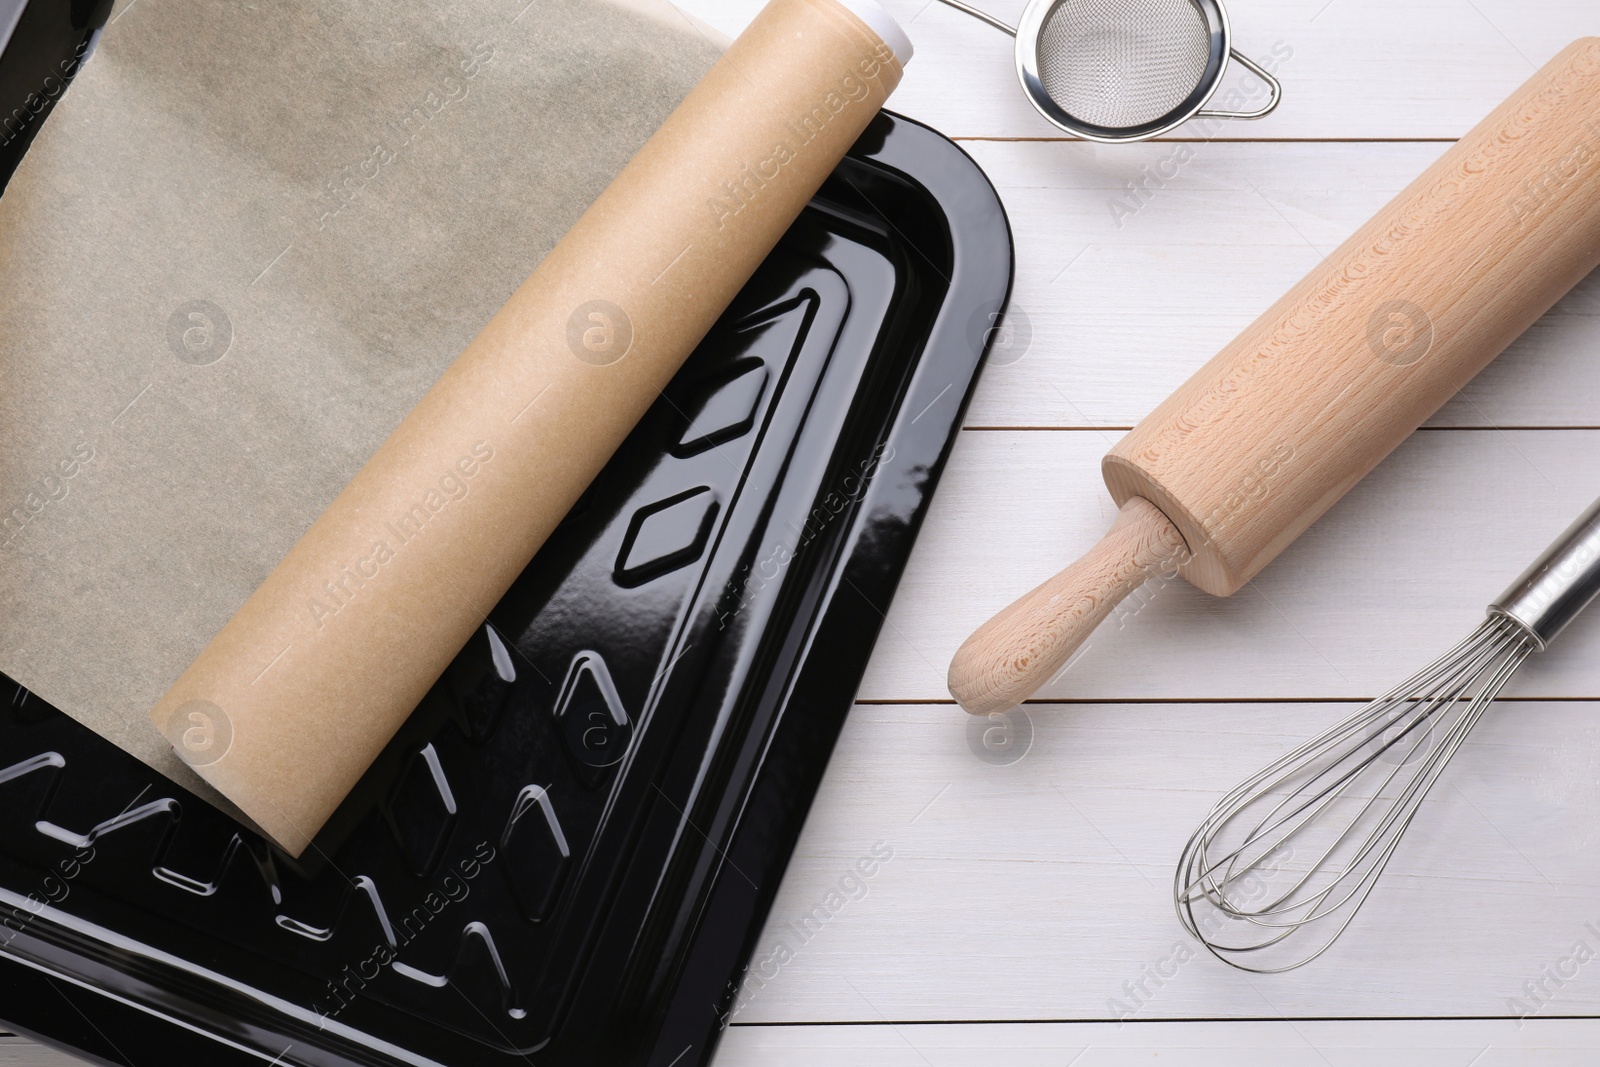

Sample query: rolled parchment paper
[149,0,910,856]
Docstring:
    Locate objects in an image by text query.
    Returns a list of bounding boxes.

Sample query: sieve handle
[930,0,1016,35]
[1195,50,1282,120]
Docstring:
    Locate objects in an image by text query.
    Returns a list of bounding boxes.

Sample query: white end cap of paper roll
[835,0,913,66]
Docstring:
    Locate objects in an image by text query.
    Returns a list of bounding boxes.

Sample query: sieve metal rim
[1014,0,1230,143]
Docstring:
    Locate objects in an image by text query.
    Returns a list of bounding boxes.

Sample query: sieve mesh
[1036,0,1212,130]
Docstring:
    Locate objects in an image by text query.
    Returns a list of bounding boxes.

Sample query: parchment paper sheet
[144,0,902,855]
[0,0,722,798]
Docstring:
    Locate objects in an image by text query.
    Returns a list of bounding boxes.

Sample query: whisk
[1175,494,1600,972]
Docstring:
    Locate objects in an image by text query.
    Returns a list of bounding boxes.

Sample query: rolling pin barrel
[951,37,1600,715]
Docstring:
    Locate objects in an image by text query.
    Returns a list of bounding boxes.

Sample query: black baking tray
[0,16,1013,1067]
[0,0,108,192]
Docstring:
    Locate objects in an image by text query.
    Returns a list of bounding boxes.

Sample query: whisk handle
[948,497,1187,714]
[1490,495,1600,650]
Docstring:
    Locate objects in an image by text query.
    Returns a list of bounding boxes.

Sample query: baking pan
[0,0,108,192]
[0,46,1012,1061]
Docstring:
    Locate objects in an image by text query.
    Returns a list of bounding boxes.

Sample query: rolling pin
[949,38,1600,715]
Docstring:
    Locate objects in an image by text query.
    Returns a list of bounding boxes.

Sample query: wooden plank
[858,427,1600,702]
[717,1019,1600,1066]
[732,701,1600,1023]
[686,0,1600,139]
[1,5,1590,1061]
[952,140,1600,432]
[8,1019,1600,1066]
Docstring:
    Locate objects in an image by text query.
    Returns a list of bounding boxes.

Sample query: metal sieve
[933,0,1281,142]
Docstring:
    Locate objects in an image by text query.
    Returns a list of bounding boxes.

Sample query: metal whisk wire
[1173,492,1600,973]
[1176,614,1536,973]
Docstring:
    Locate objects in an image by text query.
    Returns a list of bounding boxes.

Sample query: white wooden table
[10,0,1600,1062]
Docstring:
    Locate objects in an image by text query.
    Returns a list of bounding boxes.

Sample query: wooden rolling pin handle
[948,497,1187,715]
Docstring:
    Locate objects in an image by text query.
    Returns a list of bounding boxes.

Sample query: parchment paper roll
[149,0,909,856]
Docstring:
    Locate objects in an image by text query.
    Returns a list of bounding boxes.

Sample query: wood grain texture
[10,0,1600,1061]
[689,0,1600,140]
[953,139,1600,432]
[949,497,1186,713]
[949,46,1600,703]
[1104,39,1600,598]
[860,428,1600,702]
[731,701,1600,1023]
[716,1019,1600,1066]
[7,1022,1600,1067]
